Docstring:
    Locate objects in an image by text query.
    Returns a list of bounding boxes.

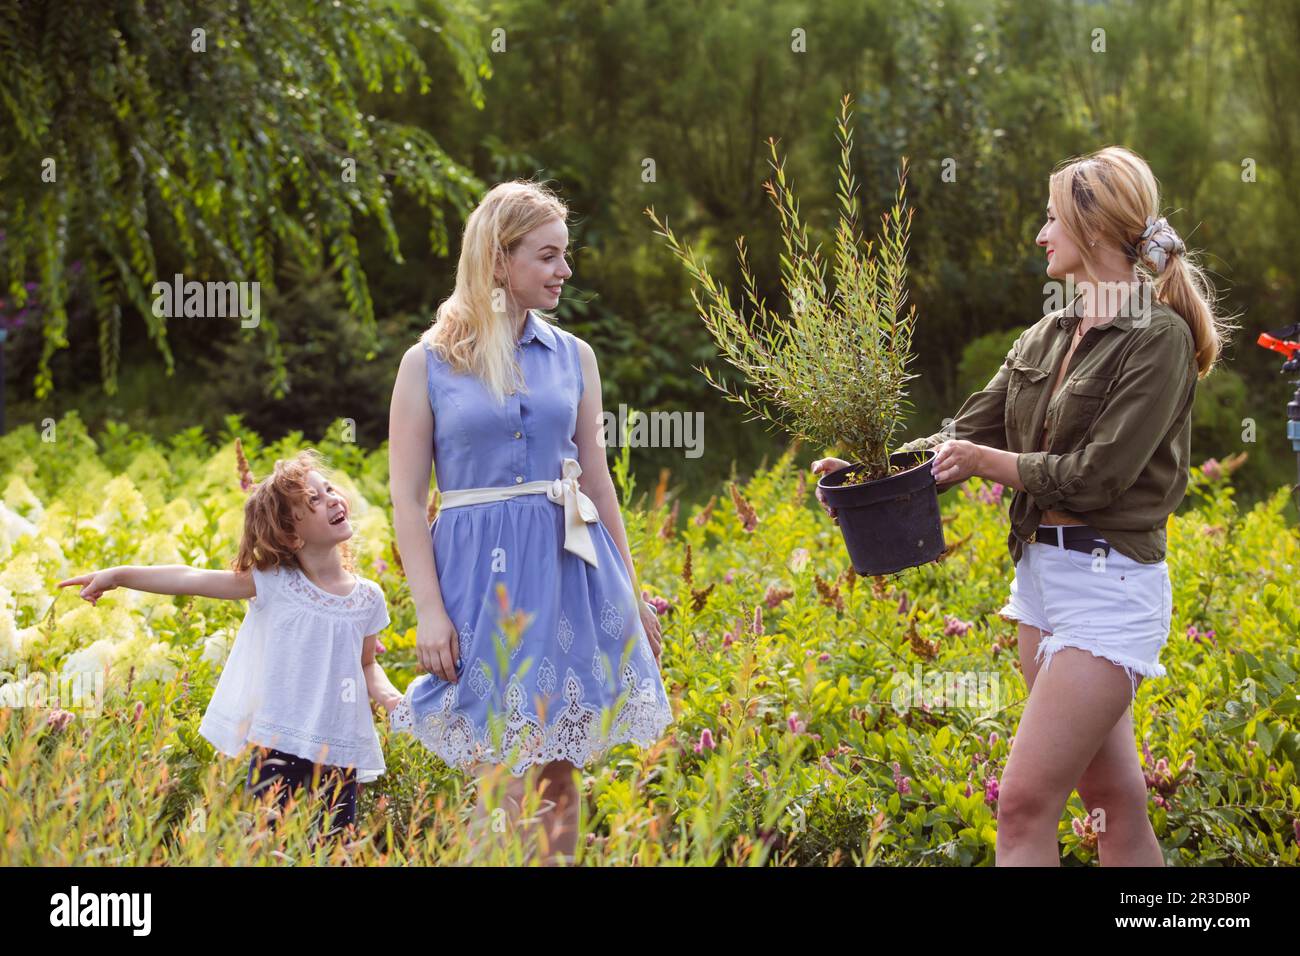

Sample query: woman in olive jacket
[816,146,1232,866]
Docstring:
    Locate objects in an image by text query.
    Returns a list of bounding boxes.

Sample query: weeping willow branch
[0,0,489,399]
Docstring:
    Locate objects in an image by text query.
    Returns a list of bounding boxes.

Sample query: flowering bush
[0,412,1296,865]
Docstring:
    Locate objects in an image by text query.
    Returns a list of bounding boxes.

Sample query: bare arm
[58,565,255,604]
[390,342,463,680]
[388,342,447,617]
[976,447,1028,492]
[361,633,403,713]
[572,338,645,603]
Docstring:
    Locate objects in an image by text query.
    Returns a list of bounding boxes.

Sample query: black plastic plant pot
[816,450,946,576]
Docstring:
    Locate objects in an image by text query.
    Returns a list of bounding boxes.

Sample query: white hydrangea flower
[0,609,20,669]
[0,553,45,612]
[160,498,192,527]
[132,593,178,635]
[201,627,231,665]
[15,625,42,659]
[77,515,111,536]
[2,475,44,522]
[126,640,178,684]
[61,639,118,678]
[0,502,38,559]
[132,531,183,566]
[98,475,148,527]
[57,603,137,651]
[0,674,43,708]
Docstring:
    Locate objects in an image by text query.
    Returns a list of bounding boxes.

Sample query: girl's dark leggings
[245,746,358,837]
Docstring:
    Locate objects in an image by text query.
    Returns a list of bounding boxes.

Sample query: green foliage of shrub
[1,415,1296,865]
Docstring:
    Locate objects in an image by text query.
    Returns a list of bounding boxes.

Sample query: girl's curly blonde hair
[231,448,357,575]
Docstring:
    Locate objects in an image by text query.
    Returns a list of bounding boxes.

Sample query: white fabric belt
[437,457,600,568]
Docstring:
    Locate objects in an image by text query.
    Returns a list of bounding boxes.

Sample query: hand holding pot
[930,440,982,486]
[810,457,852,524]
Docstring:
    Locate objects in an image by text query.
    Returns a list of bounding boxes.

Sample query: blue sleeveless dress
[390,310,674,775]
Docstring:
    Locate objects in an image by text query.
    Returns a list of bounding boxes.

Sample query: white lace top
[198,563,391,782]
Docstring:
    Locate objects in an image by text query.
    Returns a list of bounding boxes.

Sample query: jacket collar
[1055,284,1156,334]
[517,309,557,350]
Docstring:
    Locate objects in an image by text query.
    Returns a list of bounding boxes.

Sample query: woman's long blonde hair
[1048,146,1235,377]
[422,180,569,403]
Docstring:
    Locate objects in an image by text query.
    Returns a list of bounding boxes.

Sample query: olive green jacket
[897,295,1198,564]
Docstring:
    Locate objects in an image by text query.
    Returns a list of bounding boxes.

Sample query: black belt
[1030,524,1111,556]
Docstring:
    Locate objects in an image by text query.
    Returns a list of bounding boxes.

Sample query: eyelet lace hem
[389,664,673,777]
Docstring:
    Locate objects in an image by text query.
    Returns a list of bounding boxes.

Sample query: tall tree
[0,0,489,398]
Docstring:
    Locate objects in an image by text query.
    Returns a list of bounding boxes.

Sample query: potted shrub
[645,94,944,575]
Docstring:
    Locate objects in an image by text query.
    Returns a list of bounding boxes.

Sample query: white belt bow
[436,457,600,567]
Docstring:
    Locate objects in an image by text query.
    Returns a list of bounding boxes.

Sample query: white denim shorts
[997,527,1173,698]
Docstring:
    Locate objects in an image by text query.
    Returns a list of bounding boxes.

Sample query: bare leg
[996,640,1136,866]
[467,762,526,863]
[1074,699,1164,866]
[533,760,580,865]
[1014,623,1162,866]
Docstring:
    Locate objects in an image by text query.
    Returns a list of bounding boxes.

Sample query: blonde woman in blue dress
[386,180,673,864]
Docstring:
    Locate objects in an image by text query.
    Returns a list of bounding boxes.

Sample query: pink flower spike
[694,728,716,753]
[818,652,830,663]
[133,701,145,723]
[943,615,973,637]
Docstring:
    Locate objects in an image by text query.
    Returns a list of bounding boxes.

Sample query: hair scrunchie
[1134,216,1185,275]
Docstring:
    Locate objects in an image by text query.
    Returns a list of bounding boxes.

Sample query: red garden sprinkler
[1257,322,1300,498]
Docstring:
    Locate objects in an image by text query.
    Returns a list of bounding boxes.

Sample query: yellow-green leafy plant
[646,93,920,484]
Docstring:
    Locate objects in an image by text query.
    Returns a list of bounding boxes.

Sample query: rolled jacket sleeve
[1017,322,1195,513]
[895,337,1021,493]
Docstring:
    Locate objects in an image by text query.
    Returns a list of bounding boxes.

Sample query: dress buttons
[514,431,522,439]
[515,475,523,483]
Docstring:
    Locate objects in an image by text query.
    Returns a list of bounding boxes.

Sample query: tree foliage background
[2,0,1297,510]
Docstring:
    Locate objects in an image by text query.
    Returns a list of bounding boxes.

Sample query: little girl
[58,449,404,839]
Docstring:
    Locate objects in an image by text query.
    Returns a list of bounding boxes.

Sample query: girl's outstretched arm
[57,566,256,605]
